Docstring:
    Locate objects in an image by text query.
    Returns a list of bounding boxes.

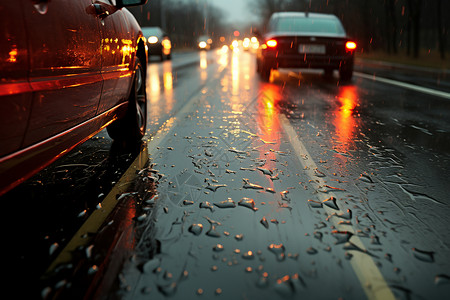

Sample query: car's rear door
[21,0,103,147]
[0,1,32,157]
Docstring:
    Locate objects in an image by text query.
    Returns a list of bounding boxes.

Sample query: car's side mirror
[115,0,147,8]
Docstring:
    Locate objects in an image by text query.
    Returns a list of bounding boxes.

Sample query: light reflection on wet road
[108,47,450,300]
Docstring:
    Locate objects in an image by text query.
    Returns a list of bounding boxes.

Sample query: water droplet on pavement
[188,224,203,236]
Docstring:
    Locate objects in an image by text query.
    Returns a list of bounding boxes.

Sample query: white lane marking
[279,114,396,300]
[355,71,450,99]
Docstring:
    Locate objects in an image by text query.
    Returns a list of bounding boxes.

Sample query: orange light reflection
[257,84,282,171]
[333,85,359,154]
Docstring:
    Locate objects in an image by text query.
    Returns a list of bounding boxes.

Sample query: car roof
[141,26,165,36]
[270,12,339,20]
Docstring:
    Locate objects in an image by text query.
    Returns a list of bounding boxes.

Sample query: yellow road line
[45,143,149,276]
[279,114,395,300]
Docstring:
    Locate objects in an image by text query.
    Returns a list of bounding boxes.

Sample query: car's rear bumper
[262,52,354,70]
[147,43,163,55]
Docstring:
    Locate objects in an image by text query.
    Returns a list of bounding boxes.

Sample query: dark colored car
[0,0,148,196]
[256,12,356,81]
[142,26,172,60]
[197,35,213,50]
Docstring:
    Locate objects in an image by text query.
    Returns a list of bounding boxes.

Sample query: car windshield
[273,17,345,35]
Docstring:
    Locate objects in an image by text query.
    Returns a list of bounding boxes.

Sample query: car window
[273,17,345,35]
[142,27,163,37]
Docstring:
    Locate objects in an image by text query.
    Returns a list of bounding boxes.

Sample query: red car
[0,0,148,196]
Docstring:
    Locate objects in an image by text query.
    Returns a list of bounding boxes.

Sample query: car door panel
[0,0,32,157]
[22,0,103,147]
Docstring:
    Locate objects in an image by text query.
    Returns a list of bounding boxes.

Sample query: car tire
[259,62,271,82]
[339,67,353,81]
[107,57,147,142]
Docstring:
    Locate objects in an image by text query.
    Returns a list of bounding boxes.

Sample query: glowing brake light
[266,39,277,48]
[345,41,356,50]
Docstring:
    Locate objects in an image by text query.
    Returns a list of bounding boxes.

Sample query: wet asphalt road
[5,48,450,299]
[115,49,450,299]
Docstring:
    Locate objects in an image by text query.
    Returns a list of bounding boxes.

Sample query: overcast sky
[211,0,257,24]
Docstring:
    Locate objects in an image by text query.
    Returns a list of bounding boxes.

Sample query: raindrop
[214,198,236,208]
[274,275,295,296]
[183,199,194,205]
[238,198,258,211]
[280,190,289,201]
[206,183,227,192]
[359,172,374,183]
[412,248,434,263]
[78,210,87,218]
[265,187,276,193]
[371,235,381,245]
[306,247,318,255]
[270,173,280,181]
[199,201,215,212]
[143,258,160,273]
[229,148,248,155]
[157,282,177,296]
[337,209,352,220]
[213,244,224,252]
[245,266,253,272]
[88,265,98,274]
[189,224,203,236]
[197,288,204,295]
[323,197,339,210]
[49,243,59,256]
[207,225,221,238]
[331,230,353,244]
[260,217,269,229]
[257,167,273,176]
[308,199,323,208]
[215,288,222,295]
[434,274,450,286]
[242,251,255,260]
[235,234,244,241]
[313,231,323,241]
[385,253,392,262]
[137,213,147,221]
[256,272,269,288]
[242,178,264,190]
[268,243,286,261]
[314,169,326,177]
[225,169,236,174]
[85,245,94,259]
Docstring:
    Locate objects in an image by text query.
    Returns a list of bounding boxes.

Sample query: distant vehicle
[198,35,213,50]
[256,12,356,81]
[0,0,148,196]
[142,26,172,60]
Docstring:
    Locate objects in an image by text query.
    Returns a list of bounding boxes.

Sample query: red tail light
[266,39,277,48]
[345,41,357,51]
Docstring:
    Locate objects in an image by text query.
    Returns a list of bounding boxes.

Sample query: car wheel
[107,57,147,142]
[324,68,333,79]
[339,67,353,81]
[259,63,271,82]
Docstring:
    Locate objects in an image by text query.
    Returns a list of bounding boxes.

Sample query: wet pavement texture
[114,49,450,299]
[5,49,450,299]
